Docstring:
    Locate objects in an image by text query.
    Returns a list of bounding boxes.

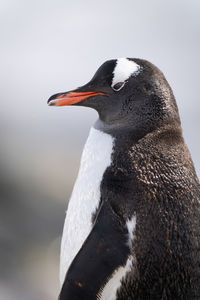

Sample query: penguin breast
[60,127,114,285]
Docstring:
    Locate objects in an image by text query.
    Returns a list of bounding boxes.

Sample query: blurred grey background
[1,0,199,299]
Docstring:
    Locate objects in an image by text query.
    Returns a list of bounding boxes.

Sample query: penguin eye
[112,81,125,91]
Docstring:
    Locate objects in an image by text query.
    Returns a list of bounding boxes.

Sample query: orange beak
[48,91,105,106]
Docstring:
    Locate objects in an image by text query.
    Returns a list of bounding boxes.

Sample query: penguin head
[48,58,180,135]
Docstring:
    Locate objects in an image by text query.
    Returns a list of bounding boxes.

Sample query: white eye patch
[112,58,140,89]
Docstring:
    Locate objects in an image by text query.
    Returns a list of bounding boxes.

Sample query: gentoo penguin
[48,58,200,300]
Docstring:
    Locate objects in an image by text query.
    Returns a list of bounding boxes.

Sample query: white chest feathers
[60,127,114,286]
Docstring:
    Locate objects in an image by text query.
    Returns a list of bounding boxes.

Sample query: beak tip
[47,92,63,106]
[48,99,57,106]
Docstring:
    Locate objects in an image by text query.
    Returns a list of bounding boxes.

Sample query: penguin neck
[94,118,181,145]
[94,118,145,144]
